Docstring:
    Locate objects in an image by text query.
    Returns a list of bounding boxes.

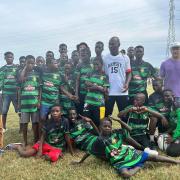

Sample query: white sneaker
[0,149,5,155]
[5,143,22,150]
[2,128,8,133]
[144,147,158,156]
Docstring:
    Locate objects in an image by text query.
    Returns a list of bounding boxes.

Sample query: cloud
[0,0,179,67]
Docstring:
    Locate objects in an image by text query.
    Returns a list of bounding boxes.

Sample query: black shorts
[83,104,105,127]
[166,138,180,157]
[131,134,150,148]
[157,120,168,133]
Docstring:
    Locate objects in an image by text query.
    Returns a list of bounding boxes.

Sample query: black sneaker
[149,141,157,150]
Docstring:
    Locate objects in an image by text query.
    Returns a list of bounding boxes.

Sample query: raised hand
[161,117,169,127]
[79,114,92,122]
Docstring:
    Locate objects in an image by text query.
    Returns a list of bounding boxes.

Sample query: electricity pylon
[166,0,176,56]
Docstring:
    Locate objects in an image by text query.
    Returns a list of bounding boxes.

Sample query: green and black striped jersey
[153,101,171,118]
[125,105,153,136]
[70,120,97,151]
[129,60,156,97]
[88,129,144,171]
[41,67,61,106]
[43,117,70,150]
[20,69,41,112]
[75,62,93,95]
[59,73,76,115]
[85,71,109,107]
[0,64,18,95]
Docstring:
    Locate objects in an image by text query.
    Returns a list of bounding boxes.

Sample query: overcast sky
[0,0,180,67]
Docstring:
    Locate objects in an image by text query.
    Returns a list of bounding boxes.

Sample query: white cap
[170,42,180,49]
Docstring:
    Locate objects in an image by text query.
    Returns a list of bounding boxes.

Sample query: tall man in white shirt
[103,37,132,119]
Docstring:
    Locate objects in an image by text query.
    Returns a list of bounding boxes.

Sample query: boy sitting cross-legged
[8,105,74,163]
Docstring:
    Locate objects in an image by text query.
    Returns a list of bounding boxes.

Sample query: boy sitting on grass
[149,89,178,150]
[149,89,174,134]
[73,119,180,178]
[68,108,99,151]
[118,93,168,148]
[8,105,74,163]
[166,101,180,157]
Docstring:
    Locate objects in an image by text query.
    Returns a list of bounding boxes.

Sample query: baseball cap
[170,42,180,49]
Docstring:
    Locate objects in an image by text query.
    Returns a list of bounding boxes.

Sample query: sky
[0,0,180,67]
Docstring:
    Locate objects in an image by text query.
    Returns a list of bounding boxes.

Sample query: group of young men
[0,37,180,178]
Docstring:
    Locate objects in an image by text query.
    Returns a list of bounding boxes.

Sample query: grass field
[0,86,180,180]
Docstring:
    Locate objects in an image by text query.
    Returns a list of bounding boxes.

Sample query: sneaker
[0,149,5,155]
[144,147,158,156]
[5,143,22,150]
[3,128,8,133]
[149,141,157,150]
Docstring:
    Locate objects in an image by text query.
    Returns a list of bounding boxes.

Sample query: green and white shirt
[20,68,41,112]
[75,62,93,95]
[129,60,156,98]
[85,71,109,107]
[125,105,154,136]
[41,67,61,106]
[0,64,18,95]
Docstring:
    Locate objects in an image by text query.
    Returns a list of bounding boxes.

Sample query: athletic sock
[150,135,155,142]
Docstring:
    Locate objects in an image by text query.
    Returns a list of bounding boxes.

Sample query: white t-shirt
[103,53,131,96]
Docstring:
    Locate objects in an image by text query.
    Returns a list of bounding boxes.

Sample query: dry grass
[0,85,180,180]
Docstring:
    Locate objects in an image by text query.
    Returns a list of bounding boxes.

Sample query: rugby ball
[157,134,169,151]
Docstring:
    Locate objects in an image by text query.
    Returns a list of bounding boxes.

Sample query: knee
[19,152,29,158]
[119,169,132,178]
[120,171,132,178]
[48,150,61,162]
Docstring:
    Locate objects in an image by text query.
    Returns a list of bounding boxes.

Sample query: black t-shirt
[149,91,163,107]
[43,117,70,149]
